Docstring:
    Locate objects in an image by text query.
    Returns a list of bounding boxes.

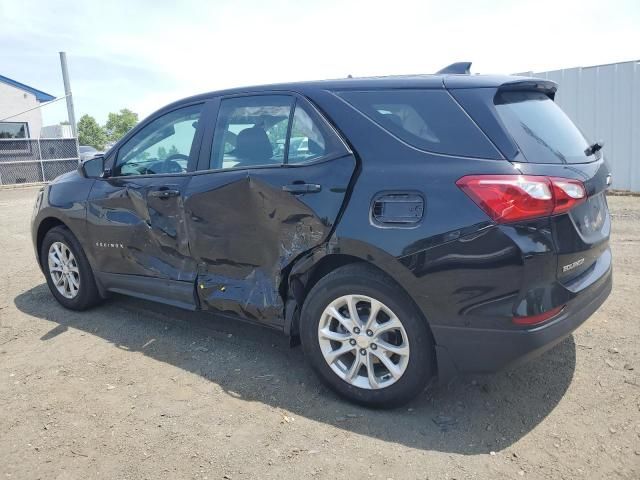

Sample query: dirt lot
[0,186,638,480]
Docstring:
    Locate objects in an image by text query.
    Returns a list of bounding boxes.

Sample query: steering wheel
[162,153,189,173]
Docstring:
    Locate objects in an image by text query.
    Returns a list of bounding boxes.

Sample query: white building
[0,74,55,139]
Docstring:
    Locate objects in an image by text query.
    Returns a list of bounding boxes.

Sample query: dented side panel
[86,176,197,282]
[184,155,356,327]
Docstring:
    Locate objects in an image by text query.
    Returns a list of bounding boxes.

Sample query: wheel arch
[36,217,69,268]
[291,251,443,397]
[284,241,436,350]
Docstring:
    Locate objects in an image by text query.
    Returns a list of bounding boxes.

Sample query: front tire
[41,226,101,310]
[300,263,435,408]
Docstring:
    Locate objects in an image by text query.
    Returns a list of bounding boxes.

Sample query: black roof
[160,73,552,116]
[182,73,548,98]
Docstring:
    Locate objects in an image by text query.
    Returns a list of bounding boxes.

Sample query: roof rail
[436,62,472,75]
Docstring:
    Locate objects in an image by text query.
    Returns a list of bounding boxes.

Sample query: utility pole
[59,52,77,137]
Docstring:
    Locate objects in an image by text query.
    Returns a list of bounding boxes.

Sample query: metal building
[520,60,640,192]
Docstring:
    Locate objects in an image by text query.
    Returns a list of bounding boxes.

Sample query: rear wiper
[585,141,604,156]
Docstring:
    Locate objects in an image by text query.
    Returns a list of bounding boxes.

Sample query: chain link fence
[0,138,79,185]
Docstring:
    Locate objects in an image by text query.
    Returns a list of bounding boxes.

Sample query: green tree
[104,109,138,142]
[167,145,179,157]
[157,145,179,160]
[77,114,107,149]
[157,146,168,160]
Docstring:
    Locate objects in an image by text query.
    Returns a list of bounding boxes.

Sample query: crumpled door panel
[86,177,196,281]
[185,155,356,326]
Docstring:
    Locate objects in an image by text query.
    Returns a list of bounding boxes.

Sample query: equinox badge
[562,258,585,272]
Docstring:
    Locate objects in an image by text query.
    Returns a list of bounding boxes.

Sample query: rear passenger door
[184,93,356,327]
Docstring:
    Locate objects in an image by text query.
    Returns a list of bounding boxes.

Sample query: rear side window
[209,96,346,170]
[494,91,592,164]
[288,102,345,164]
[210,95,293,170]
[338,89,500,159]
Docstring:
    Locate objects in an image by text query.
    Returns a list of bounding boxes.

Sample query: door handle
[149,188,180,199]
[282,183,322,194]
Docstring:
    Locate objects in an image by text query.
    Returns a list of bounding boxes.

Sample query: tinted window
[338,89,499,158]
[287,103,347,164]
[210,96,293,170]
[495,91,592,164]
[208,96,347,170]
[115,104,202,176]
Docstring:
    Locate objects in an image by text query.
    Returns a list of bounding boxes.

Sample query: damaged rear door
[184,93,355,327]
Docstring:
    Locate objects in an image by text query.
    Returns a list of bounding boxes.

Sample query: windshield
[495,91,593,164]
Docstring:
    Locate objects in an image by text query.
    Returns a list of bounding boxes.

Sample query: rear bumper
[432,265,612,375]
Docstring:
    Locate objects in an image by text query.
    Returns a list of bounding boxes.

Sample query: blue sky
[2,0,639,126]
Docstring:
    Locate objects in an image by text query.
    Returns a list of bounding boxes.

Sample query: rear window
[338,90,500,159]
[494,91,592,164]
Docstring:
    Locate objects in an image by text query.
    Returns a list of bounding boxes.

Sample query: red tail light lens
[456,175,586,223]
[512,305,565,326]
[550,177,587,214]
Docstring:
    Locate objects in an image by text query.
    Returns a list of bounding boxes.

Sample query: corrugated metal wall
[520,60,640,192]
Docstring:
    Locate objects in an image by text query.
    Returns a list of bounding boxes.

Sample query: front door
[85,103,205,307]
[184,94,356,326]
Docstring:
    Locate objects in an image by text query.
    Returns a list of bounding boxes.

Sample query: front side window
[115,104,202,176]
[0,122,29,139]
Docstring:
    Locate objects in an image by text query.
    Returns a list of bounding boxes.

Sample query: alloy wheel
[48,241,80,299]
[317,294,410,390]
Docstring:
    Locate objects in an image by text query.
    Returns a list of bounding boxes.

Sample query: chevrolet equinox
[31,63,612,407]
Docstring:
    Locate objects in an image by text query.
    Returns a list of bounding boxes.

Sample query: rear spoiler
[497,79,558,99]
[436,62,558,99]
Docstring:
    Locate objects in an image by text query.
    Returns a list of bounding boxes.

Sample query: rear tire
[41,226,101,310]
[300,263,435,408]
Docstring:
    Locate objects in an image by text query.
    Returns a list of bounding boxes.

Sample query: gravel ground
[0,186,638,480]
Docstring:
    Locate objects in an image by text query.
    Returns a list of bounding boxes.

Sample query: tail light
[456,175,586,223]
[512,305,565,326]
[549,177,587,214]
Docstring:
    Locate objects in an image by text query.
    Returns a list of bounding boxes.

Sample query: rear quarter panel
[303,89,530,331]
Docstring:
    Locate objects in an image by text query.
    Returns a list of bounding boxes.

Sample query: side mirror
[78,155,105,178]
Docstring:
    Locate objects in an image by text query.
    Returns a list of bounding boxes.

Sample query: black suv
[32,64,612,407]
